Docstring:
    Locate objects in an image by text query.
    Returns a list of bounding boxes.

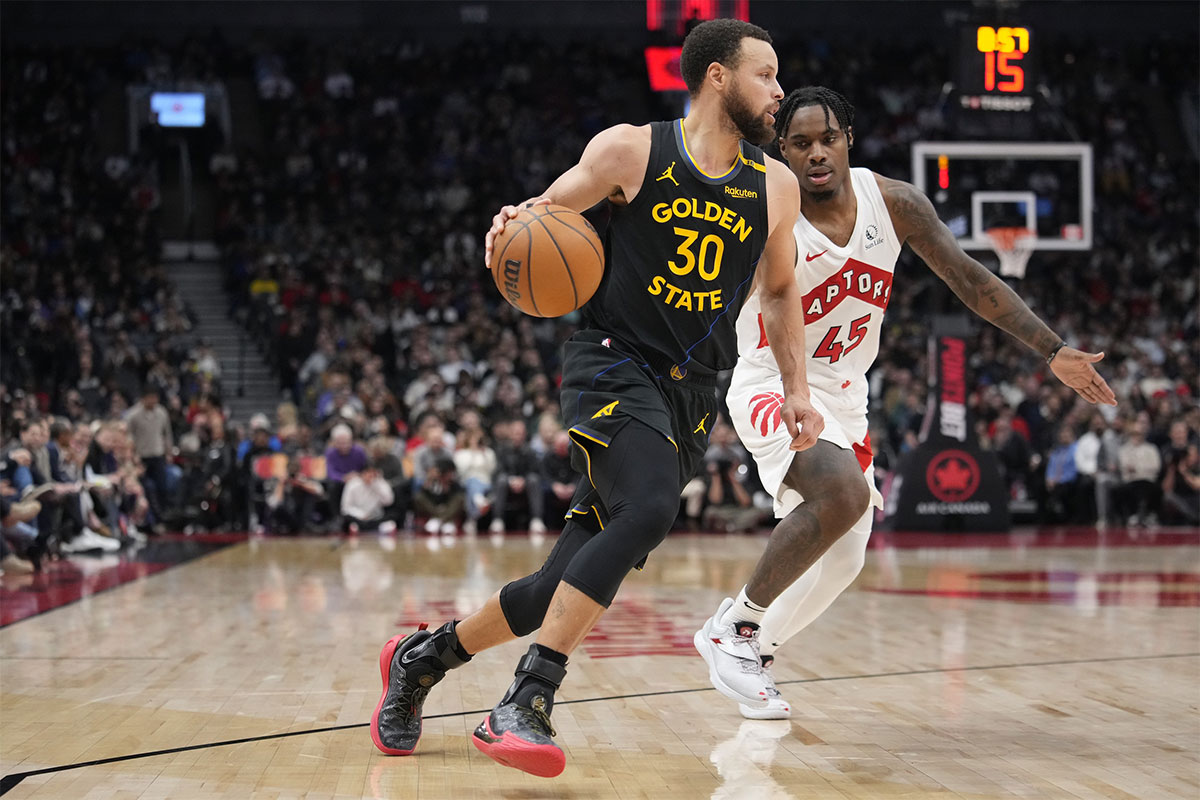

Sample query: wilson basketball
[489,204,605,318]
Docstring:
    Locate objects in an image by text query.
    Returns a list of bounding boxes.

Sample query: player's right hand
[483,196,551,269]
[781,395,825,452]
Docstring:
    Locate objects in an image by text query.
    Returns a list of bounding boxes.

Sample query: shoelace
[392,683,430,722]
[520,703,557,738]
[725,630,763,671]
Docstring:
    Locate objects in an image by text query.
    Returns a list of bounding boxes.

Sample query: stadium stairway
[166,254,281,424]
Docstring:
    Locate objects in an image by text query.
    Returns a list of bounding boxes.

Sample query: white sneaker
[694,597,770,708]
[62,527,121,553]
[739,657,791,719]
[424,518,440,534]
[529,518,547,534]
[378,520,397,535]
[462,519,477,536]
[440,521,457,536]
[0,553,35,574]
[489,519,506,534]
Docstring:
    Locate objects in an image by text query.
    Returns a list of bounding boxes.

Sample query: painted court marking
[2,650,1196,794]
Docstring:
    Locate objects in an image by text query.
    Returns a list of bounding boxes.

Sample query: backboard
[910,141,1093,252]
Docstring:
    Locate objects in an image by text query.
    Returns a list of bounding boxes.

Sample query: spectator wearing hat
[413,457,466,536]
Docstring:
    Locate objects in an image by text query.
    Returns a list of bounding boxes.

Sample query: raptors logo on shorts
[749,392,785,436]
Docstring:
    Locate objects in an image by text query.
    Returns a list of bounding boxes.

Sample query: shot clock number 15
[977,26,1028,93]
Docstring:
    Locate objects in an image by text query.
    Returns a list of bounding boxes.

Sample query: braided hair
[774,86,856,142]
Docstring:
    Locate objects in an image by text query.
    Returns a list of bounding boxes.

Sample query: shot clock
[958,24,1036,113]
[977,26,1028,93]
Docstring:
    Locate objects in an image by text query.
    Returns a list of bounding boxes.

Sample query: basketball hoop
[986,227,1035,279]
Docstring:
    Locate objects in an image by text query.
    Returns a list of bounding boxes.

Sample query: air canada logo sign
[925,449,980,503]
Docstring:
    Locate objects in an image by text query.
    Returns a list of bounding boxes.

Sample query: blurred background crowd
[1,21,1196,571]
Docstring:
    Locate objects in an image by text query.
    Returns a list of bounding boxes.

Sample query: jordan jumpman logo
[656,161,679,187]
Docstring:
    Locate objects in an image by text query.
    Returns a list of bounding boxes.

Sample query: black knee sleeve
[499,576,557,638]
[560,428,681,607]
[499,522,595,636]
[561,492,676,607]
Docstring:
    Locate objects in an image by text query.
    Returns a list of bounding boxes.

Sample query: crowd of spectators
[1,31,1196,571]
[0,43,235,570]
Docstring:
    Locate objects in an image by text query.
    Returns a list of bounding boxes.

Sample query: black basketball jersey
[583,119,769,374]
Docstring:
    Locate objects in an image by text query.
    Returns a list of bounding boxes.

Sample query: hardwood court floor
[2,527,1198,799]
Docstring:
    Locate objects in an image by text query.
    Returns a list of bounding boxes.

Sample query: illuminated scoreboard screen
[958,25,1036,113]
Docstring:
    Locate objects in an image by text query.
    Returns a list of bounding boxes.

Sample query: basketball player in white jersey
[694,87,1117,718]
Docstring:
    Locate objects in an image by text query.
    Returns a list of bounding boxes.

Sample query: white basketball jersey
[735,167,901,412]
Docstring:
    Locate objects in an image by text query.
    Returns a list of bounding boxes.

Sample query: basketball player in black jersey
[369,19,822,777]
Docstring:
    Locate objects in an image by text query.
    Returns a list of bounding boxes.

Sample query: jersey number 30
[668,227,724,281]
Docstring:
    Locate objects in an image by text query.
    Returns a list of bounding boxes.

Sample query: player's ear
[706,60,727,91]
[845,128,854,151]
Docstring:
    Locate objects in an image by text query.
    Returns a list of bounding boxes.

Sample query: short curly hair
[679,19,773,97]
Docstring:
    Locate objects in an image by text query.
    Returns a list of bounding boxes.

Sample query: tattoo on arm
[885,180,1061,358]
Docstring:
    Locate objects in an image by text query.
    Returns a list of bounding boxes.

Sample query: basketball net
[986,227,1035,279]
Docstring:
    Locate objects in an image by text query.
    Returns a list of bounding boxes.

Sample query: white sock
[721,586,768,629]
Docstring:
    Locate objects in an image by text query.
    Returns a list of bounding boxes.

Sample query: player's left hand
[1049,347,1117,406]
[781,395,824,451]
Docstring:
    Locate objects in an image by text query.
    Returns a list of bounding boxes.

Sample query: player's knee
[605,467,679,547]
[607,490,677,556]
[499,574,557,637]
[843,472,872,522]
[642,490,681,547]
[820,468,871,534]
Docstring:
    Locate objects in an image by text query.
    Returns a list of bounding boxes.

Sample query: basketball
[489,204,605,318]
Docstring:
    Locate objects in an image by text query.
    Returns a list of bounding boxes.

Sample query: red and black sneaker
[370,621,470,755]
[472,694,565,778]
[471,646,568,777]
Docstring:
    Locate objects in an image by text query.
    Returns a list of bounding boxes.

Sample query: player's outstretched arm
[759,159,824,450]
[879,176,1117,407]
[483,124,650,269]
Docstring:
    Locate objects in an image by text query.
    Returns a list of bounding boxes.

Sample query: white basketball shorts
[726,359,883,520]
